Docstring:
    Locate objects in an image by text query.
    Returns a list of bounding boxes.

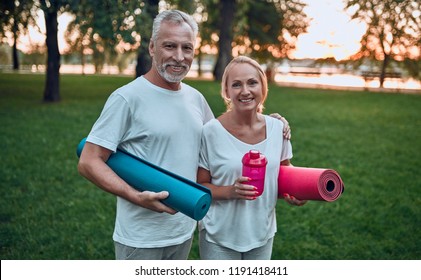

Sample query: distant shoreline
[1,65,420,94]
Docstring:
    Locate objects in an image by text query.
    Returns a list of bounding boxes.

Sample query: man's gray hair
[151,10,198,43]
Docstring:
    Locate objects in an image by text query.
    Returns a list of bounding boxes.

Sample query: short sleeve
[198,130,210,171]
[86,93,131,152]
[281,139,293,162]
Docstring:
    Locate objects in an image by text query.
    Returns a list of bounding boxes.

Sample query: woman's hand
[283,193,307,206]
[230,176,258,200]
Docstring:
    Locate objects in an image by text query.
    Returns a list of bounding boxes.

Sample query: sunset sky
[292,0,366,60]
[16,0,367,61]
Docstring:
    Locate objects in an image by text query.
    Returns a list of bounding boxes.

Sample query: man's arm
[77,142,177,214]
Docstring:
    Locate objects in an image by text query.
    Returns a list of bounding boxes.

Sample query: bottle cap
[242,150,267,166]
[249,150,260,159]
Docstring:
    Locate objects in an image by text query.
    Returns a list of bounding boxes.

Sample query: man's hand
[270,113,291,140]
[137,190,178,214]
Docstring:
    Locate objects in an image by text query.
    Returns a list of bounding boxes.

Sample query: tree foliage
[345,0,421,86]
[199,0,309,81]
[244,0,308,81]
[66,0,146,74]
[13,1,417,101]
[65,0,198,77]
[0,0,36,70]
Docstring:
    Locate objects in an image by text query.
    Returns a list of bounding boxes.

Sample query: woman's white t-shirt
[199,115,292,252]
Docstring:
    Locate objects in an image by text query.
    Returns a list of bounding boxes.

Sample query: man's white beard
[156,61,189,83]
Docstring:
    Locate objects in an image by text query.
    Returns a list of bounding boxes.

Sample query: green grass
[1,73,420,260]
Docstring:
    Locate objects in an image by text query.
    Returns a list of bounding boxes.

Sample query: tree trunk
[12,18,19,70]
[135,0,159,78]
[12,20,19,70]
[197,49,203,77]
[81,50,85,76]
[12,33,19,70]
[379,54,390,88]
[43,9,61,102]
[213,0,235,81]
[266,67,275,83]
[135,40,152,77]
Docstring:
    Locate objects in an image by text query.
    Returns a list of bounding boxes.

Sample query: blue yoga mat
[76,138,212,221]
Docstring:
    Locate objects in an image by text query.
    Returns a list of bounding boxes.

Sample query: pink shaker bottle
[242,150,268,196]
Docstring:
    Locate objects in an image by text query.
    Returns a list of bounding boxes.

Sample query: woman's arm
[280,159,307,206]
[197,167,257,200]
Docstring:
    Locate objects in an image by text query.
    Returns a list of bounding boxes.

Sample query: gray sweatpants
[114,237,193,260]
[199,230,273,260]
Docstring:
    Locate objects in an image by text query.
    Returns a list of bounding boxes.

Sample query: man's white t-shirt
[199,115,292,252]
[86,76,214,248]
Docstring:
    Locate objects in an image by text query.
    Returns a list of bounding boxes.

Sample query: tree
[194,0,219,77]
[134,0,159,77]
[213,0,236,81]
[66,0,162,77]
[0,0,35,70]
[345,0,421,87]
[64,0,93,75]
[201,0,309,81]
[41,1,59,102]
[39,0,80,102]
[243,0,308,82]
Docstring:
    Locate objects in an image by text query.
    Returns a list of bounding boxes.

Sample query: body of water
[5,64,420,93]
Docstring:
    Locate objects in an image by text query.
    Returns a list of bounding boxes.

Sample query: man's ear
[149,41,154,57]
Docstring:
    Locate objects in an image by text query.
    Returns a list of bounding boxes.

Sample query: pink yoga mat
[278,165,344,201]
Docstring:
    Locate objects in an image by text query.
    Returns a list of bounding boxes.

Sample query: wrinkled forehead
[156,21,196,45]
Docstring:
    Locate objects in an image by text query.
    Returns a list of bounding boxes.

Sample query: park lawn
[0,72,420,259]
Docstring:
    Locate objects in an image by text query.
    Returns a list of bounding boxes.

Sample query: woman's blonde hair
[221,56,268,113]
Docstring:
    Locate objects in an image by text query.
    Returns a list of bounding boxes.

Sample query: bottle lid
[242,150,268,166]
[249,150,260,159]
